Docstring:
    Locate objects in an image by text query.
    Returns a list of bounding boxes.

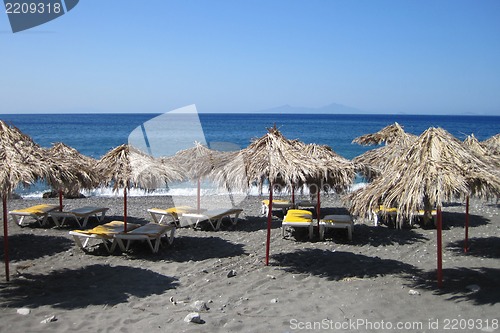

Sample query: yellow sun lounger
[9,204,60,227]
[319,214,353,241]
[179,208,243,231]
[49,206,109,228]
[371,205,398,226]
[147,206,201,226]
[113,223,176,253]
[282,209,315,240]
[261,199,293,216]
[69,221,140,253]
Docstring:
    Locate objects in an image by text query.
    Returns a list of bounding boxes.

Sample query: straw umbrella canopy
[169,142,223,212]
[46,142,102,210]
[461,134,500,251]
[96,144,185,232]
[0,120,55,281]
[482,133,500,156]
[210,126,355,265]
[352,122,417,146]
[352,123,417,181]
[347,127,500,287]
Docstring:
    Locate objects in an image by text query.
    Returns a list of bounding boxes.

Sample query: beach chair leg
[373,213,379,226]
[11,214,21,226]
[166,228,176,245]
[308,224,314,240]
[98,211,106,222]
[347,225,353,241]
[319,224,325,241]
[72,235,85,250]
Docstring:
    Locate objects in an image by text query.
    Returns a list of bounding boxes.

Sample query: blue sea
[2,113,499,197]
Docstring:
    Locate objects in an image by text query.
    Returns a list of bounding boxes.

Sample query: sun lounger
[295,200,318,209]
[371,205,398,226]
[114,223,176,253]
[9,204,60,226]
[147,206,201,226]
[69,221,140,253]
[412,209,437,226]
[282,209,315,240]
[261,199,293,216]
[319,214,353,241]
[49,206,109,228]
[179,208,243,231]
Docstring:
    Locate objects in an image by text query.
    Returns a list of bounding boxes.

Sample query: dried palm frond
[209,126,356,193]
[46,142,102,194]
[346,127,500,220]
[352,122,417,146]
[169,141,223,180]
[96,144,185,191]
[0,120,52,195]
[482,133,500,156]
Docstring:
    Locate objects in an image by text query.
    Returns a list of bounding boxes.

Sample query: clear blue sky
[1,0,500,114]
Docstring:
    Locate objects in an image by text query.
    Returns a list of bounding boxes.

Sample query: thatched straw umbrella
[352,123,417,181]
[46,142,102,211]
[482,133,500,156]
[0,120,54,281]
[352,122,417,146]
[96,144,185,232]
[169,142,223,213]
[210,126,355,265]
[295,142,356,229]
[462,134,500,252]
[348,127,500,287]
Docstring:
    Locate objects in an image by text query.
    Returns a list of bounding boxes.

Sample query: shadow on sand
[0,264,178,309]
[347,224,429,247]
[408,267,500,305]
[271,248,419,281]
[447,237,500,259]
[159,235,247,262]
[0,234,73,261]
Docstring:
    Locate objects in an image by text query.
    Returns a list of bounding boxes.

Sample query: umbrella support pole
[437,206,443,288]
[59,189,63,211]
[3,196,10,281]
[464,196,469,253]
[265,184,273,266]
[124,187,128,232]
[197,178,201,213]
[316,189,321,236]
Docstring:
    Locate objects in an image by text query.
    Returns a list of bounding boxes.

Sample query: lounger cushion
[12,204,59,215]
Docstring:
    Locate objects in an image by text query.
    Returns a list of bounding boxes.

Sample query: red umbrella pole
[291,183,295,207]
[3,196,10,281]
[59,189,63,211]
[123,187,128,232]
[437,206,443,288]
[464,196,469,253]
[265,183,273,266]
[197,178,201,213]
[316,186,321,236]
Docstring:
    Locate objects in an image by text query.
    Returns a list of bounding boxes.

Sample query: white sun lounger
[319,214,353,241]
[261,199,293,216]
[147,206,202,226]
[282,209,315,240]
[69,221,141,253]
[9,204,60,227]
[50,206,109,228]
[113,223,176,253]
[179,208,243,231]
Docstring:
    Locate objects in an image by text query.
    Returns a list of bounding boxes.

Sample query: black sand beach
[0,194,499,332]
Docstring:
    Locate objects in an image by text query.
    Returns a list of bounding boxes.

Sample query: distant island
[254,103,367,114]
